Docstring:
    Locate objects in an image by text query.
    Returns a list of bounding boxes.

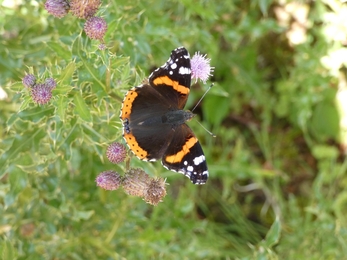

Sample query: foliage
[1,0,347,259]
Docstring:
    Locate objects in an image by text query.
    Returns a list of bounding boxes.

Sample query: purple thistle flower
[31,83,52,105]
[84,16,107,40]
[45,78,57,90]
[191,52,214,83]
[96,171,122,191]
[106,142,127,164]
[22,74,36,88]
[44,0,70,19]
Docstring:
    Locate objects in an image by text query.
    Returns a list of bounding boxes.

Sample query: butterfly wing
[149,47,191,109]
[162,123,208,184]
[120,84,175,161]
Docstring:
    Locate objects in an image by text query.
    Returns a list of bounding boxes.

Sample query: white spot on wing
[193,155,205,165]
[179,67,191,75]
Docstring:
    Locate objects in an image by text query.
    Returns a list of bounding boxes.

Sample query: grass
[1,0,347,259]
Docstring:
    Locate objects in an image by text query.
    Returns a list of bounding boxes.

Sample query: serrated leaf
[17,106,54,123]
[47,41,71,61]
[53,85,74,95]
[57,118,80,160]
[80,59,106,93]
[0,129,45,176]
[6,113,19,129]
[18,95,32,112]
[10,81,23,91]
[50,119,64,145]
[59,61,76,85]
[73,93,92,122]
[56,95,69,122]
[75,37,106,93]
[9,167,28,193]
[81,124,104,143]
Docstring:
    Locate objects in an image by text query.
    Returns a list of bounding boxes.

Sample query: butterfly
[120,47,208,184]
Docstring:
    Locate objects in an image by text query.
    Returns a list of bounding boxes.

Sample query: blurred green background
[1,0,347,259]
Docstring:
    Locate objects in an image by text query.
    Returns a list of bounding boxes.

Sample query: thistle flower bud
[22,74,36,88]
[45,78,57,90]
[70,0,101,19]
[44,0,70,19]
[122,168,151,198]
[143,177,167,206]
[106,142,127,164]
[96,171,122,191]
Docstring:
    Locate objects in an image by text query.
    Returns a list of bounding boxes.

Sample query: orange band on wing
[165,136,197,163]
[123,132,148,159]
[120,90,138,120]
[153,76,189,95]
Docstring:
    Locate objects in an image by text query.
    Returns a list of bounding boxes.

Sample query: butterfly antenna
[191,83,214,112]
[191,83,216,137]
[195,120,216,137]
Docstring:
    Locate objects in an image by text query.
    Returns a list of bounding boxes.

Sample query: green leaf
[310,101,339,141]
[47,41,71,61]
[73,93,92,122]
[0,129,45,177]
[56,95,69,122]
[9,166,28,192]
[73,210,95,221]
[10,81,23,92]
[311,144,339,160]
[258,0,270,16]
[59,61,77,85]
[17,106,54,123]
[0,240,15,260]
[264,217,281,247]
[57,117,80,160]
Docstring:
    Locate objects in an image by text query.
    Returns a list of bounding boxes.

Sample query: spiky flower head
[96,170,122,191]
[70,0,101,19]
[22,74,36,88]
[44,0,70,19]
[122,168,151,198]
[45,78,57,90]
[143,177,167,206]
[84,16,107,40]
[191,52,214,83]
[106,142,127,164]
[98,43,106,50]
[31,83,52,105]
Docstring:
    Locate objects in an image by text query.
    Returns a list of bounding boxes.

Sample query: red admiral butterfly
[120,47,208,184]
